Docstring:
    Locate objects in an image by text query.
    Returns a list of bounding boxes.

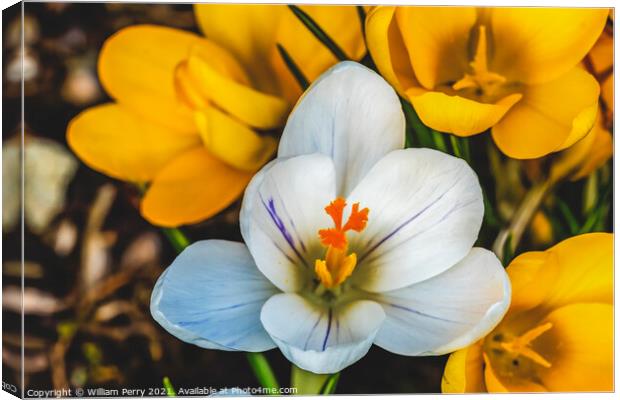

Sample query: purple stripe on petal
[322,308,333,351]
[386,303,464,324]
[359,178,465,263]
[304,313,323,351]
[359,196,441,263]
[177,301,256,327]
[260,194,309,268]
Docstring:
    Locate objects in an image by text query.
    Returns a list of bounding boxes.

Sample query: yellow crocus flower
[549,110,612,182]
[366,7,609,159]
[68,6,364,227]
[442,233,613,392]
[586,18,613,126]
[193,4,365,104]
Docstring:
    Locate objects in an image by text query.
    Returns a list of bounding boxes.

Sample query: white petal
[348,148,484,292]
[150,240,279,352]
[372,248,510,356]
[279,61,405,197]
[260,293,385,374]
[240,154,336,292]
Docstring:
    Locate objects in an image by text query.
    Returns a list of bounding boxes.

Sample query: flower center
[314,197,369,288]
[499,322,553,368]
[485,322,554,382]
[452,25,506,97]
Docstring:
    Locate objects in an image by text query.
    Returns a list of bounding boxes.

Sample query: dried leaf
[80,184,117,290]
[3,286,66,315]
[49,219,78,256]
[3,261,44,278]
[120,232,161,270]
[2,136,78,234]
[3,348,49,373]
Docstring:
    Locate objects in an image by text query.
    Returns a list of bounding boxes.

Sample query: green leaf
[557,199,580,235]
[502,233,514,266]
[277,43,309,90]
[448,135,471,163]
[288,5,349,61]
[356,6,367,37]
[482,189,500,228]
[163,377,176,397]
[449,135,463,158]
[246,353,280,393]
[430,130,448,153]
[582,172,598,216]
[400,99,434,148]
[579,182,611,234]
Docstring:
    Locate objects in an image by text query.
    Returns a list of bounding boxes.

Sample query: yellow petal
[601,74,613,116]
[98,25,201,134]
[490,8,608,84]
[186,50,289,130]
[193,4,286,94]
[365,6,419,97]
[530,211,553,246]
[66,104,200,182]
[505,250,556,313]
[441,341,486,393]
[506,233,613,314]
[273,5,365,101]
[537,303,613,391]
[492,68,600,159]
[482,353,510,392]
[551,113,613,182]
[394,6,477,90]
[570,120,612,180]
[194,107,276,172]
[141,148,252,227]
[407,88,521,136]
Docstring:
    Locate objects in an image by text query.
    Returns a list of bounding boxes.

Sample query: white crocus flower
[151,61,511,374]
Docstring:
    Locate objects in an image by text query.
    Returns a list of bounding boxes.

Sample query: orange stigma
[315,198,369,288]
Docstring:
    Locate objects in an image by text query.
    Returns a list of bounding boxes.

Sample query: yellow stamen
[314,259,333,288]
[314,198,369,288]
[500,322,553,368]
[452,25,506,93]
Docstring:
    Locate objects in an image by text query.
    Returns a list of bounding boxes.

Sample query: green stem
[291,365,330,395]
[246,353,280,393]
[320,372,340,394]
[492,180,552,262]
[162,228,190,253]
